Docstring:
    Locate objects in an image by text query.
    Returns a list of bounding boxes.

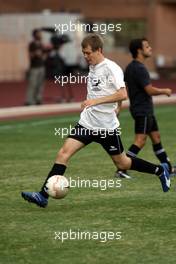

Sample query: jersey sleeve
[108,63,125,90]
[136,66,151,88]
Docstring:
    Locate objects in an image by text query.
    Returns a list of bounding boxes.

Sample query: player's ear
[97,47,102,54]
[138,47,142,54]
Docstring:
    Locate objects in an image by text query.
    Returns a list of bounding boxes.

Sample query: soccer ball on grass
[45,175,69,199]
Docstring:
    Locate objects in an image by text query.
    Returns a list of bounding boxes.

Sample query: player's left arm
[137,66,172,97]
[81,87,127,109]
[144,85,172,97]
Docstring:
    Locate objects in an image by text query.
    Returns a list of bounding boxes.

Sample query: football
[45,175,69,199]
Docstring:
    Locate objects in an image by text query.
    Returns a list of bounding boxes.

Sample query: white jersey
[79,58,125,130]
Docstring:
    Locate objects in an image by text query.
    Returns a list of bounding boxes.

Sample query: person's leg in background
[34,67,45,105]
[115,116,148,179]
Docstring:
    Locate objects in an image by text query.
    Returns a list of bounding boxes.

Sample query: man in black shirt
[25,29,45,105]
[116,38,175,178]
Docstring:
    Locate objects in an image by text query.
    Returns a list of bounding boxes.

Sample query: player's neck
[135,56,145,64]
[95,55,105,65]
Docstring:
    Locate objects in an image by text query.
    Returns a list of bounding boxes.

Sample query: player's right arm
[81,88,127,110]
[115,100,123,116]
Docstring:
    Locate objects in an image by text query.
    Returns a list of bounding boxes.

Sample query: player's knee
[152,133,161,144]
[135,136,147,148]
[118,162,130,170]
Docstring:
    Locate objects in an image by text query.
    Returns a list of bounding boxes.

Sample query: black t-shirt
[29,41,44,68]
[45,50,66,79]
[124,60,153,116]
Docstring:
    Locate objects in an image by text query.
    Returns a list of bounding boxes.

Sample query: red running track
[0,79,175,108]
[0,81,87,108]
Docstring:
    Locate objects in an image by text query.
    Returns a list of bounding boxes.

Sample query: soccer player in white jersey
[22,34,170,208]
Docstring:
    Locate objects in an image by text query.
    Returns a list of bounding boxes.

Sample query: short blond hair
[81,33,104,52]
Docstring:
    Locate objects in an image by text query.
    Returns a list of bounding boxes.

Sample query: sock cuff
[153,142,162,151]
[127,144,141,157]
[51,163,67,176]
[155,165,164,176]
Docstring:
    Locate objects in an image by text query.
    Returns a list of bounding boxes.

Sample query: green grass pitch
[0,104,176,264]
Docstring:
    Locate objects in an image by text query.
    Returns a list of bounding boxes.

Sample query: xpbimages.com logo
[55,21,122,35]
[67,177,121,191]
[54,73,116,87]
[49,176,122,191]
[54,126,122,138]
[54,229,122,243]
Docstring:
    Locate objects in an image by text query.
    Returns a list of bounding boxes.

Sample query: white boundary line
[0,102,81,118]
[0,95,176,120]
[0,102,175,131]
[0,116,78,130]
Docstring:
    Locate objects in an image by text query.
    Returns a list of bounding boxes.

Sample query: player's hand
[164,88,172,97]
[81,99,96,110]
[115,101,122,116]
[115,107,121,116]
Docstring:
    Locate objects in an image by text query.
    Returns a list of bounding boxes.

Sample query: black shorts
[68,123,124,155]
[133,115,159,134]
